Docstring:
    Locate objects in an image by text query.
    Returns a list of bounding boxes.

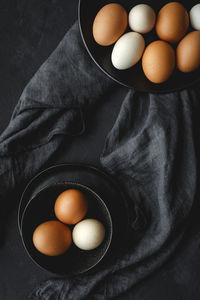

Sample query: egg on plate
[129,4,156,34]
[111,32,145,70]
[142,40,175,83]
[54,189,88,225]
[93,3,127,46]
[72,219,105,250]
[156,2,189,43]
[176,30,200,72]
[33,221,72,256]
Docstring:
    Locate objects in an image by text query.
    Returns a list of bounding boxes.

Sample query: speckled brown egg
[33,221,72,256]
[54,189,88,224]
[142,40,175,83]
[176,30,200,72]
[156,2,189,43]
[93,3,128,46]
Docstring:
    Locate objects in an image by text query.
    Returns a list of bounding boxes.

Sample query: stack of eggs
[33,189,105,256]
[92,2,200,84]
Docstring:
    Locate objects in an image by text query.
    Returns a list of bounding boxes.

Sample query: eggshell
[129,4,156,34]
[54,189,88,224]
[111,32,145,70]
[33,221,72,256]
[190,4,200,30]
[156,2,189,43]
[176,31,200,72]
[72,219,105,250]
[93,3,128,46]
[142,40,175,83]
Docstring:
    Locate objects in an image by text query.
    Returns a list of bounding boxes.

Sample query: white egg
[129,4,156,34]
[111,32,145,70]
[72,219,105,250]
[190,4,200,30]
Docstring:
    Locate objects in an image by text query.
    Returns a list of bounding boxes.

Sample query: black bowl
[78,0,200,93]
[21,182,113,275]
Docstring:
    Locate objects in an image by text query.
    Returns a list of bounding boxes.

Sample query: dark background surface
[0,1,200,299]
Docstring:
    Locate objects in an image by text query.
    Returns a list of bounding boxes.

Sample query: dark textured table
[0,1,200,299]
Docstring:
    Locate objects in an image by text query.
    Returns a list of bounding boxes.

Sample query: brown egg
[142,40,175,84]
[54,189,88,224]
[93,3,128,46]
[33,221,72,256]
[176,31,200,72]
[156,2,189,43]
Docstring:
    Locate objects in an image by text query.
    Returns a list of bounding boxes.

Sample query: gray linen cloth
[0,22,199,299]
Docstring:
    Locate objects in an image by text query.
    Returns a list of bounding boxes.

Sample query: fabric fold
[31,86,200,299]
[0,21,112,157]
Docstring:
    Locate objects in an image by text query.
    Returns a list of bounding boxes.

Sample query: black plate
[18,164,130,274]
[21,182,113,275]
[78,0,200,93]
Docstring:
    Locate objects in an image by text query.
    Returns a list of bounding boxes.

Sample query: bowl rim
[18,163,128,233]
[78,0,200,93]
[21,181,113,276]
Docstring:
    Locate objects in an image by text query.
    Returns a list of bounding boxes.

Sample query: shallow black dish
[18,164,130,275]
[78,0,200,93]
[21,182,113,275]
